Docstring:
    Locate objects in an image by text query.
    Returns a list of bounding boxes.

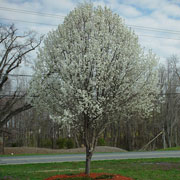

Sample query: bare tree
[0,24,42,153]
[159,56,180,148]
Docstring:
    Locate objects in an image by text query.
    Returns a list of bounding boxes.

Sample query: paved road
[0,151,180,165]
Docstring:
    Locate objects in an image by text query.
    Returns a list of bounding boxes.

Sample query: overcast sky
[0,0,180,67]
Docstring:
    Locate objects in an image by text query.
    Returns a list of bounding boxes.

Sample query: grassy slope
[0,158,180,180]
[1,146,126,157]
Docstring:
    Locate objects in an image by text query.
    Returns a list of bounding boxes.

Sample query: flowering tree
[29,3,159,174]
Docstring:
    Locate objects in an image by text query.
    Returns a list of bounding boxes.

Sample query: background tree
[29,3,159,174]
[0,24,42,153]
[158,56,180,148]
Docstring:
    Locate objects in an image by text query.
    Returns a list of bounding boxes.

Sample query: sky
[0,0,180,72]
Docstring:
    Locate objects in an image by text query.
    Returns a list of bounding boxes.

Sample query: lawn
[0,158,180,180]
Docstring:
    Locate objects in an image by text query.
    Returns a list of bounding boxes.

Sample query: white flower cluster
[28,3,159,132]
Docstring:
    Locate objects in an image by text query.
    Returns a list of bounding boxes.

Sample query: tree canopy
[28,3,159,174]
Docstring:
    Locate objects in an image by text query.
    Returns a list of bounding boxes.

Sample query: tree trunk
[85,146,93,175]
[0,132,4,154]
[162,128,167,149]
[74,134,80,148]
[175,126,178,146]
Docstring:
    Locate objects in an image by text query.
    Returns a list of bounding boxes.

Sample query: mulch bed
[44,173,134,180]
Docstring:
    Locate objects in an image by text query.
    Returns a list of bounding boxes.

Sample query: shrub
[41,139,52,148]
[97,138,106,146]
[11,143,17,147]
[11,139,23,147]
[56,138,66,149]
[66,138,74,149]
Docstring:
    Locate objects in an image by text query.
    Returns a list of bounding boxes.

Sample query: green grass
[156,146,180,151]
[0,158,180,180]
[0,153,85,157]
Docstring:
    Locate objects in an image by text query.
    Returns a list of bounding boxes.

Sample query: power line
[0,90,27,93]
[0,6,65,18]
[159,92,180,95]
[1,17,180,41]
[1,92,180,98]
[137,34,180,41]
[0,6,180,36]
[128,25,180,35]
[0,73,33,77]
[2,73,180,87]
[0,94,28,98]
[0,18,57,27]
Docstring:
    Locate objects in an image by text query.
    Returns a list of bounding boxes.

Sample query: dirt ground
[4,146,127,155]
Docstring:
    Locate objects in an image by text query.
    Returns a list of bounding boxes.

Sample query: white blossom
[28,2,159,146]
